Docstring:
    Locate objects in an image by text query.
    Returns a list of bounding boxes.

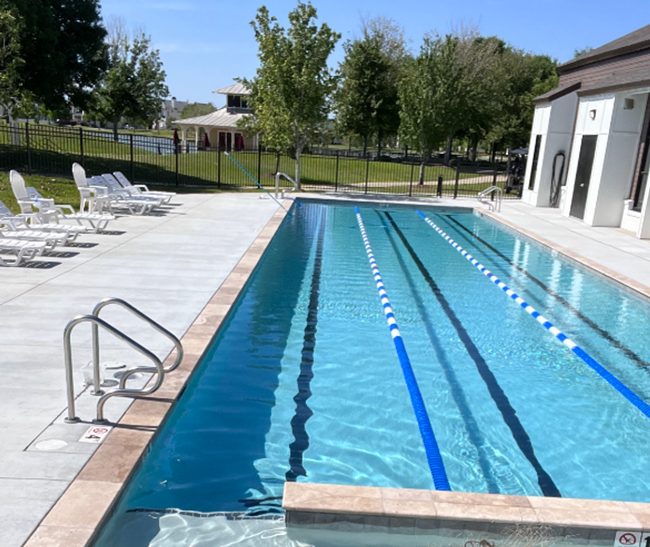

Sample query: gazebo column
[181,128,187,153]
[231,131,235,151]
[194,126,199,149]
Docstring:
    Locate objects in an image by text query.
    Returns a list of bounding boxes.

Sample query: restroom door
[570,135,598,219]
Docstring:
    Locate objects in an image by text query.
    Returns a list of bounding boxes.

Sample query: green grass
[0,172,81,214]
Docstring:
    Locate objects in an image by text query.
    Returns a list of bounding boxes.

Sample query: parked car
[56,119,77,126]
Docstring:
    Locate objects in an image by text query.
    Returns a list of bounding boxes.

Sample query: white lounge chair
[72,163,157,215]
[72,163,118,214]
[0,199,86,243]
[0,236,47,267]
[10,170,114,233]
[0,225,63,249]
[112,171,176,204]
[90,175,164,211]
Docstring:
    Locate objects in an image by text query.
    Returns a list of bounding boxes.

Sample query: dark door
[570,135,598,219]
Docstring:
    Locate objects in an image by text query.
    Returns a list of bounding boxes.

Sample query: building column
[195,126,199,148]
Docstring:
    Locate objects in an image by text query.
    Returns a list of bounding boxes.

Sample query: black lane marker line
[286,209,327,482]
[375,211,500,493]
[446,214,650,371]
[384,212,561,497]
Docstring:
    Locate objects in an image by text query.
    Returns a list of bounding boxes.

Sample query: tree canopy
[7,0,107,112]
[335,17,406,156]
[0,0,26,122]
[88,24,168,139]
[180,102,216,120]
[240,2,340,188]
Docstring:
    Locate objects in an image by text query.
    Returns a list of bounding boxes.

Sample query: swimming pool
[93,200,650,545]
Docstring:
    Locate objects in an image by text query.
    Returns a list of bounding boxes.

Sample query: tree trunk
[470,135,479,163]
[113,119,119,142]
[275,153,281,176]
[444,136,453,166]
[362,135,368,157]
[377,130,382,159]
[418,160,426,185]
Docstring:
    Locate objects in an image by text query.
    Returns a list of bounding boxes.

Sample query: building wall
[562,92,648,227]
[522,93,578,207]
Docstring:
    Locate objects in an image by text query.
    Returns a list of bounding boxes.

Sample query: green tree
[335,17,406,157]
[398,37,449,185]
[7,0,107,112]
[0,1,27,122]
[240,2,340,189]
[89,26,168,140]
[574,46,593,58]
[484,50,558,152]
[181,102,216,119]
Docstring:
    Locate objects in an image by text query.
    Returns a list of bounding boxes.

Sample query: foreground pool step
[283,482,650,545]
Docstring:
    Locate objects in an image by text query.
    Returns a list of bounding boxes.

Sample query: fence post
[25,121,32,174]
[454,165,460,199]
[257,143,262,184]
[175,141,179,187]
[364,152,370,194]
[129,134,134,183]
[437,174,443,197]
[79,127,84,168]
[217,150,221,188]
[335,151,339,192]
[409,162,414,197]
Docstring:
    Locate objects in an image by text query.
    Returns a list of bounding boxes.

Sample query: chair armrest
[89,186,109,197]
[135,184,150,192]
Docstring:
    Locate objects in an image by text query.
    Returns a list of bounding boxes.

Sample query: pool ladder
[63,297,184,424]
[477,186,503,212]
[274,172,299,199]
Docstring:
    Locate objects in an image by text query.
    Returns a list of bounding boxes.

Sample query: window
[528,135,542,190]
[227,95,241,108]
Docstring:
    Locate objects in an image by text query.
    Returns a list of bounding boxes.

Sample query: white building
[523,24,650,238]
[174,83,257,150]
[154,97,190,129]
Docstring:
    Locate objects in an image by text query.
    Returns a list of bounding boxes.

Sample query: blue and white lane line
[416,210,650,421]
[355,207,451,491]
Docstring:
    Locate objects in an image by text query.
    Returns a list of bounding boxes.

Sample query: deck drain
[35,439,68,451]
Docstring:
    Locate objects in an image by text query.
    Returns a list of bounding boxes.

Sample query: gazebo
[175,83,258,151]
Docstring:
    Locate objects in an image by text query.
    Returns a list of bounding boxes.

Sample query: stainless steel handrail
[477,185,503,212]
[63,315,165,423]
[91,297,184,389]
[275,172,298,199]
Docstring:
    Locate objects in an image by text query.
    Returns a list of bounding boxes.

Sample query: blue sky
[100,0,650,106]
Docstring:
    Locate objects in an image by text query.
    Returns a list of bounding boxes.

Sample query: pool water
[93,201,650,546]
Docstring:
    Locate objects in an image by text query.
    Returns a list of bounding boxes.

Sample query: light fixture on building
[589,109,597,120]
[624,98,635,110]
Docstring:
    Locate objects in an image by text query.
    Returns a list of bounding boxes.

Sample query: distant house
[154,97,190,129]
[523,24,650,238]
[174,83,257,151]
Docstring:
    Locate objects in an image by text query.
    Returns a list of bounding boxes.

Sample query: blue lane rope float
[416,210,650,421]
[223,152,302,215]
[355,206,451,491]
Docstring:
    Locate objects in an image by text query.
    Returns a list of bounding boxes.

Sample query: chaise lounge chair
[112,171,176,204]
[0,236,47,267]
[10,170,115,233]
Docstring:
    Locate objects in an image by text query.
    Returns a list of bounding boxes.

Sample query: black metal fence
[0,122,523,200]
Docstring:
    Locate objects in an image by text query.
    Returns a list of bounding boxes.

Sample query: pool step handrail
[63,298,183,424]
[274,172,298,198]
[477,186,503,212]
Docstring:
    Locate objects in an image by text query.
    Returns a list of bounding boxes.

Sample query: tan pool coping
[22,197,650,546]
[282,483,650,540]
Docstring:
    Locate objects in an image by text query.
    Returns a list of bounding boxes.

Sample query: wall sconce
[589,109,597,120]
[624,98,635,110]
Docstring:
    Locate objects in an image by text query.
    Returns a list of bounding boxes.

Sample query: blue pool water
[94,201,650,545]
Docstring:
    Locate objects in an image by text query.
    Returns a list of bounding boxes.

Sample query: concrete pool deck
[0,193,281,547]
[5,193,650,546]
